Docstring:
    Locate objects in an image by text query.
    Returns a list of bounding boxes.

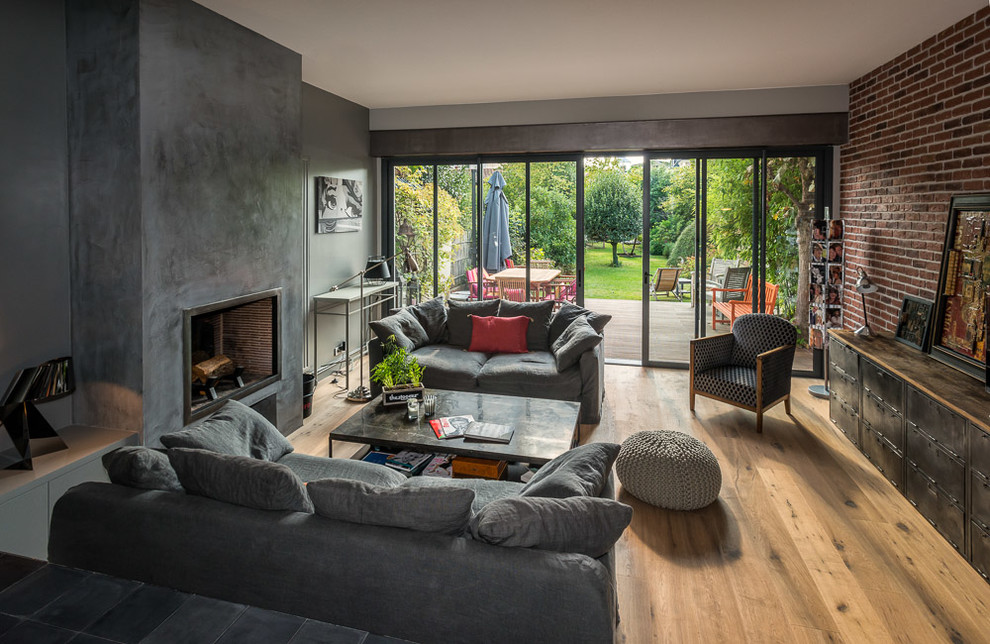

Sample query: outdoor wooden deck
[586,297,814,371]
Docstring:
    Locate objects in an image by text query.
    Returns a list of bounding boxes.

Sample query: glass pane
[705,158,755,334]
[393,165,434,305]
[435,164,477,301]
[482,162,525,300]
[583,155,644,361]
[647,158,696,363]
[529,161,577,306]
[766,156,816,372]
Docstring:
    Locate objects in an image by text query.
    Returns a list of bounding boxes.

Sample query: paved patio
[585,297,814,371]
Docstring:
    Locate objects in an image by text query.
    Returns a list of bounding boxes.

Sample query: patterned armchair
[689,313,797,433]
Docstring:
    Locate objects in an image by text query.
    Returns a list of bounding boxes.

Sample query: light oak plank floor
[289,364,990,644]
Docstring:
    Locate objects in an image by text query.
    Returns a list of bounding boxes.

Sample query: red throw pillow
[468,315,530,354]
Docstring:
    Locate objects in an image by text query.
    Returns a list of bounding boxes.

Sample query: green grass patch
[583,245,678,300]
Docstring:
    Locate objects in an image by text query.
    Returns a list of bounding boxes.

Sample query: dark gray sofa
[369,299,608,423]
[49,457,620,644]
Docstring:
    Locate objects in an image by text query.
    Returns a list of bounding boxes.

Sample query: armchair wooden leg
[785,396,792,415]
[690,391,695,411]
[756,411,763,433]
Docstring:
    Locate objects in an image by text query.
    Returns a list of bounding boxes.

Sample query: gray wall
[0,0,72,427]
[302,83,377,379]
[67,0,304,445]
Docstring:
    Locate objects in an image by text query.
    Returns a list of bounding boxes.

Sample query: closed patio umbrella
[482,170,512,272]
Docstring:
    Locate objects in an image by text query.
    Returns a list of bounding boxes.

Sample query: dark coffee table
[329,389,581,465]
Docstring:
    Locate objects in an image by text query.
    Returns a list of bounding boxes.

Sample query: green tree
[585,168,641,267]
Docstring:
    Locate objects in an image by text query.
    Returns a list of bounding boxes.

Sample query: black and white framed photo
[894,295,934,352]
[316,176,363,234]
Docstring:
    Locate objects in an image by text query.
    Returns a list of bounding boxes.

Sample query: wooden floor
[290,364,990,644]
[587,297,815,371]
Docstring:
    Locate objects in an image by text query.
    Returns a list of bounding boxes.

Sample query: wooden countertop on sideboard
[829,329,990,432]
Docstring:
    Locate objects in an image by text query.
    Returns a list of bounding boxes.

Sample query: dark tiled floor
[0,553,413,644]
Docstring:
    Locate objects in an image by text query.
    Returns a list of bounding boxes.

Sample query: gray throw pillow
[309,478,475,535]
[548,302,612,346]
[470,495,632,558]
[498,300,555,351]
[521,442,620,499]
[447,299,500,348]
[160,399,293,462]
[551,316,603,372]
[167,448,313,513]
[410,296,448,345]
[369,308,429,351]
[102,447,183,492]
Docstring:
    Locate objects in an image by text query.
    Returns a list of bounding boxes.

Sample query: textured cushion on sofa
[369,308,429,351]
[409,296,448,345]
[551,316,603,372]
[102,447,183,492]
[477,352,582,401]
[548,302,612,346]
[277,452,406,486]
[309,478,475,534]
[447,300,500,347]
[160,400,293,461]
[497,300,555,351]
[402,476,525,514]
[521,442,620,499]
[410,344,487,390]
[469,495,633,558]
[167,448,313,513]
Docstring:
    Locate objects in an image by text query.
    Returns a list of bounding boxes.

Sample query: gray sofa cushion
[411,344,487,390]
[521,442,620,499]
[369,308,429,351]
[470,495,633,558]
[167,448,313,513]
[402,476,525,514]
[102,447,183,492]
[409,296,448,345]
[497,300,555,351]
[309,478,474,534]
[277,452,406,486]
[160,400,293,461]
[548,302,612,346]
[477,352,582,400]
[551,317,604,372]
[447,300,500,347]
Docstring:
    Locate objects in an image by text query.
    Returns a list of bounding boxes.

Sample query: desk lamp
[854,268,879,336]
[1,357,72,470]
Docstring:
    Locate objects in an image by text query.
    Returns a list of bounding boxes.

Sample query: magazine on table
[463,421,514,444]
[384,450,433,474]
[428,414,474,439]
[421,454,453,478]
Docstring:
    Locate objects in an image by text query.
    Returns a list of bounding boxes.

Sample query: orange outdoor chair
[711,276,779,329]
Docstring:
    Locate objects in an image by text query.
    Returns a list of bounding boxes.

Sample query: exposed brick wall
[840,6,990,333]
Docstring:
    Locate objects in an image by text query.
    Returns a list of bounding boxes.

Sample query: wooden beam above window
[370,112,848,157]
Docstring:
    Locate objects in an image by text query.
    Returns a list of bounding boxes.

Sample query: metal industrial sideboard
[827,329,990,580]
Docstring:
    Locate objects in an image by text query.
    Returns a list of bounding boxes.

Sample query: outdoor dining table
[491,267,560,286]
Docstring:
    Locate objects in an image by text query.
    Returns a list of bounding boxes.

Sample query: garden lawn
[583,246,673,300]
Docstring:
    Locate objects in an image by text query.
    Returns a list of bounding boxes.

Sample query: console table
[0,425,138,559]
[313,281,397,389]
[827,330,990,580]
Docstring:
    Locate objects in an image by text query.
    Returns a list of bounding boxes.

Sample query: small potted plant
[370,336,426,408]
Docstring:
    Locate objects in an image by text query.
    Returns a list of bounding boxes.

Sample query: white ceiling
[194,0,986,110]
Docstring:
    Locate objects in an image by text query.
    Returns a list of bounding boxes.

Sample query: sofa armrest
[578,336,605,424]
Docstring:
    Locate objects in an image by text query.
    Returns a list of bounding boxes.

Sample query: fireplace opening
[183,289,281,422]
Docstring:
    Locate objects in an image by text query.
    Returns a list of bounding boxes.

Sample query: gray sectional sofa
[369,298,611,423]
[48,400,630,644]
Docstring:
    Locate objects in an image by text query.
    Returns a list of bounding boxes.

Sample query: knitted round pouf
[616,430,722,510]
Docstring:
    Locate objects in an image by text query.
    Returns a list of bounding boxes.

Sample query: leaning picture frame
[930,193,990,380]
[894,295,934,352]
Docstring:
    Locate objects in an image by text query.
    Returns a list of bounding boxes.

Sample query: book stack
[384,450,433,476]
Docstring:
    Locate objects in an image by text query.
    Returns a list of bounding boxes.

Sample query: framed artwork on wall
[315,176,363,234]
[894,295,934,352]
[930,193,990,380]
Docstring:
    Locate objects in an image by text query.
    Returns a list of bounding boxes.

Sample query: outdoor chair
[711,275,778,329]
[690,313,797,433]
[542,275,577,307]
[530,259,555,269]
[715,266,751,302]
[707,258,741,285]
[466,268,497,300]
[495,276,528,302]
[651,267,682,301]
